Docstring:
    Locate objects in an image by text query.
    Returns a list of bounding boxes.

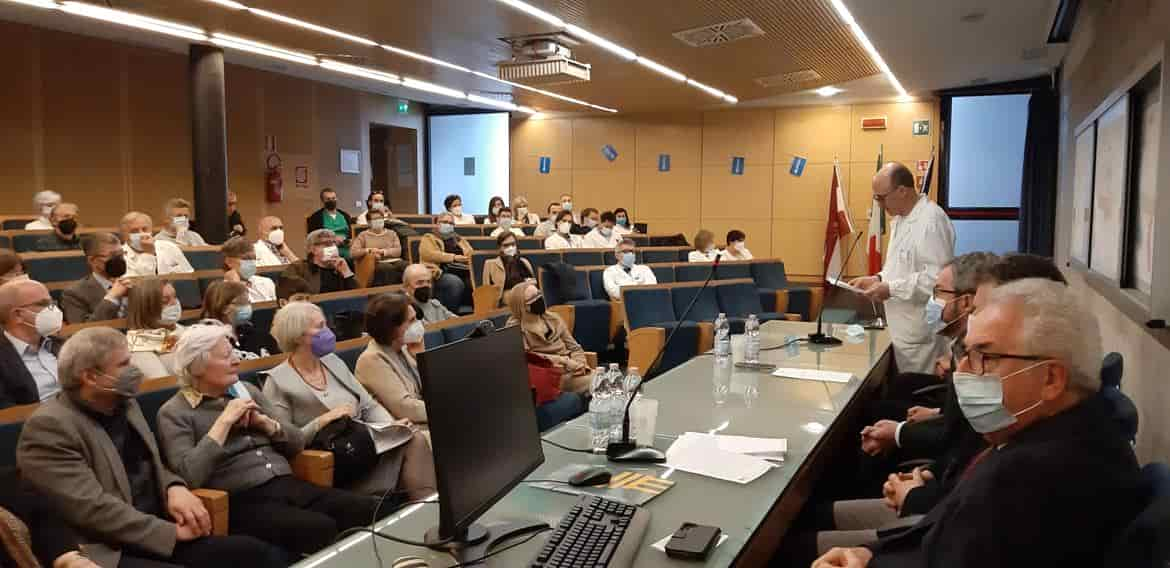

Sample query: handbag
[526,352,563,405]
[310,416,377,488]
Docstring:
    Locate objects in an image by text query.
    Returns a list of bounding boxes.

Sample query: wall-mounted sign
[295,166,309,188]
[396,100,410,114]
[538,156,551,174]
[861,116,888,130]
[601,144,619,162]
[916,159,930,172]
[658,154,671,172]
[731,156,745,176]
[912,119,930,136]
[789,156,808,177]
[464,157,476,176]
[339,149,361,174]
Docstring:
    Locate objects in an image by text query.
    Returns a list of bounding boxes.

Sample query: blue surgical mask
[924,295,947,333]
[616,216,628,226]
[620,252,635,268]
[953,361,1048,434]
[234,304,254,324]
[239,259,257,280]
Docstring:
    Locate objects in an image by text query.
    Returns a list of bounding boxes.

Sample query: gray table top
[294,320,890,568]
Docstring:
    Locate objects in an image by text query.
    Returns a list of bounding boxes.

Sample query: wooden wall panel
[634,168,701,221]
[571,118,636,172]
[571,169,635,214]
[774,105,852,164]
[634,115,703,169]
[41,32,126,226]
[702,110,775,165]
[513,168,571,217]
[772,219,826,275]
[850,102,937,166]
[512,119,573,168]
[225,64,265,233]
[701,167,773,219]
[127,49,191,218]
[0,22,41,211]
[773,163,834,221]
[700,218,773,256]
[312,83,363,210]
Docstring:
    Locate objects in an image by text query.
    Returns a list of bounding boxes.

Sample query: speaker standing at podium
[849,163,954,375]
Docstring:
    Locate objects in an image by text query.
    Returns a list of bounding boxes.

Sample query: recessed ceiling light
[814,86,844,97]
[896,94,915,103]
[827,0,908,98]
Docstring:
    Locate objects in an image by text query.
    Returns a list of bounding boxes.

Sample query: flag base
[806,332,843,346]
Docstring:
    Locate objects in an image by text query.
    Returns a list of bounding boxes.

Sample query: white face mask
[503,245,518,257]
[561,201,572,211]
[451,205,463,216]
[370,219,386,231]
[160,302,182,326]
[22,305,63,337]
[172,216,189,232]
[517,207,528,218]
[491,205,501,216]
[557,222,572,235]
[321,245,340,261]
[267,228,285,246]
[733,241,745,252]
[584,218,597,228]
[403,320,425,344]
[40,205,54,218]
[129,232,146,251]
[499,217,513,228]
[371,200,385,209]
[600,227,612,237]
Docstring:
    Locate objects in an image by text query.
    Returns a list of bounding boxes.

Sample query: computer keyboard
[529,495,650,568]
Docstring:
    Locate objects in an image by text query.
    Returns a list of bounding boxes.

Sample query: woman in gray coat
[262,301,435,499]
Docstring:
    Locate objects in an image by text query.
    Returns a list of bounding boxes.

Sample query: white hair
[306,228,336,250]
[986,278,1101,393]
[59,328,127,391]
[173,324,232,387]
[271,301,324,353]
[33,190,61,208]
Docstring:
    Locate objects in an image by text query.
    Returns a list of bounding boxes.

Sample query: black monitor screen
[417,325,543,537]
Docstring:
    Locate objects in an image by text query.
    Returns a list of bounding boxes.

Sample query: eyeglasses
[957,346,1050,375]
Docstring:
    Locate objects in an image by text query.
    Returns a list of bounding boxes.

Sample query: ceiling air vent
[754,69,822,89]
[673,18,764,47]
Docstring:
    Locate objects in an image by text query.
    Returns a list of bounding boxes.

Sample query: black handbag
[310,416,377,488]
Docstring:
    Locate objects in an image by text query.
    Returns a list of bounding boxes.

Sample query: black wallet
[665,522,721,560]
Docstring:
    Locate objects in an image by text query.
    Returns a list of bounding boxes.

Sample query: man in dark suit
[61,232,131,324]
[813,278,1144,568]
[0,279,65,409]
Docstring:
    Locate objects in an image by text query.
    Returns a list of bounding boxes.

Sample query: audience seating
[22,251,89,283]
[0,235,8,249]
[1099,352,1139,444]
[183,245,223,271]
[751,261,814,320]
[0,218,35,231]
[538,266,614,354]
[0,227,120,254]
[396,214,432,225]
[1110,461,1170,567]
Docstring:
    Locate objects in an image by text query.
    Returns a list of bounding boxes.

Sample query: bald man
[0,279,65,408]
[850,163,955,374]
[33,202,82,252]
[120,211,194,277]
[253,216,299,266]
[402,263,455,323]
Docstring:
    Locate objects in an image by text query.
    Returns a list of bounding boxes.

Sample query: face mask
[616,216,628,226]
[499,218,513,228]
[953,361,1048,434]
[502,245,517,257]
[321,246,339,261]
[584,219,597,228]
[561,201,572,212]
[310,327,337,357]
[40,205,53,218]
[528,296,546,315]
[58,219,78,235]
[238,259,257,280]
[104,255,127,278]
[371,219,386,231]
[620,252,635,268]
[129,233,145,251]
[403,320,425,344]
[600,227,612,237]
[413,286,432,303]
[23,305,63,337]
[450,206,463,216]
[97,366,144,398]
[172,216,189,231]
[924,295,948,333]
[160,302,182,326]
[324,199,338,210]
[438,223,455,237]
[234,304,254,325]
[557,222,572,235]
[704,245,715,253]
[517,207,528,218]
[371,200,385,209]
[733,241,745,252]
[268,229,285,246]
[491,206,501,216]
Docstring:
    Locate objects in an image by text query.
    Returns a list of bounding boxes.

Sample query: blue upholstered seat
[650,265,676,284]
[25,254,88,283]
[622,288,675,330]
[172,280,202,310]
[12,234,42,253]
[716,263,752,280]
[751,261,812,319]
[642,249,681,264]
[1109,462,1170,567]
[674,263,713,282]
[453,225,482,237]
[671,286,720,324]
[423,329,446,350]
[563,250,604,267]
[185,249,223,271]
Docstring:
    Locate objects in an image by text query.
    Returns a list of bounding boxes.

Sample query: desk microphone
[607,253,723,463]
[463,319,495,339]
[808,232,864,346]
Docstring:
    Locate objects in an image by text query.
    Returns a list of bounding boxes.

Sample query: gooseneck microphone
[808,232,864,346]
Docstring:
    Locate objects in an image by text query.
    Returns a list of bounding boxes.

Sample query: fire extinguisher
[265,153,283,203]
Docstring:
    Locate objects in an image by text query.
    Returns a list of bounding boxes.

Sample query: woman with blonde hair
[511,195,541,225]
[126,278,185,378]
[688,229,721,262]
[505,281,590,393]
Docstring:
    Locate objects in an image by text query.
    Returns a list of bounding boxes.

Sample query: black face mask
[528,297,546,315]
[324,200,338,210]
[58,219,78,235]
[413,286,432,303]
[104,255,127,278]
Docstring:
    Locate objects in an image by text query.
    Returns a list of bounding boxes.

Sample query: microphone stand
[808,233,864,345]
[606,254,724,463]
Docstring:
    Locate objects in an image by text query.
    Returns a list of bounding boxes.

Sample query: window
[940,93,1032,254]
[1123,68,1161,298]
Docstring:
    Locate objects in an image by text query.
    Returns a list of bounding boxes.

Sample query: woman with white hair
[155,324,379,556]
[262,301,435,498]
[24,190,61,230]
[278,229,358,294]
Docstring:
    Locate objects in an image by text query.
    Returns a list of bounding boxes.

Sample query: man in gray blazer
[61,233,131,324]
[17,328,282,568]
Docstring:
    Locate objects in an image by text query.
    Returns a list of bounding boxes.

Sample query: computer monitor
[417,324,544,549]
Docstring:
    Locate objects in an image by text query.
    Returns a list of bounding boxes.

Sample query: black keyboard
[529,495,650,568]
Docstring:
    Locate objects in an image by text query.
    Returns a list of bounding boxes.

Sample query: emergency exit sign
[396,100,409,114]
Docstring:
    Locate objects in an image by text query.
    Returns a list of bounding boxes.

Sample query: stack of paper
[663,434,775,484]
[771,367,854,383]
[685,433,787,462]
[826,276,865,294]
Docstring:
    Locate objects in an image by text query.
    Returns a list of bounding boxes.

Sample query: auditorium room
[0,0,1166,566]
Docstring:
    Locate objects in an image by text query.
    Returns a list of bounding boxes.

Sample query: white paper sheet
[771,367,854,383]
[663,434,773,484]
[354,420,413,454]
[684,433,786,455]
[826,276,865,294]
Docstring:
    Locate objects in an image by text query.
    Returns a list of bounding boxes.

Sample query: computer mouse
[568,466,613,487]
[392,556,430,568]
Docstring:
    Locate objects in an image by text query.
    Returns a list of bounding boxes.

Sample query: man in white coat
[850,163,954,374]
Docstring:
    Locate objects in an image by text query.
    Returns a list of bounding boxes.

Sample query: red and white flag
[822,162,856,278]
[866,194,885,275]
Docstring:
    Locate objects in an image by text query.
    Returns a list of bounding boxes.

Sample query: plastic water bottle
[744,314,761,364]
[588,367,610,452]
[620,367,642,440]
[713,355,731,405]
[608,364,627,442]
[714,313,731,364]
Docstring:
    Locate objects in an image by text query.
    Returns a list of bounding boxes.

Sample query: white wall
[428,112,510,214]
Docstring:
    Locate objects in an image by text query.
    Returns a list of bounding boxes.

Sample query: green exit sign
[396,100,409,114]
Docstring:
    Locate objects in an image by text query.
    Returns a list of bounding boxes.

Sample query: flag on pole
[823,161,856,278]
[867,146,886,275]
[920,149,935,195]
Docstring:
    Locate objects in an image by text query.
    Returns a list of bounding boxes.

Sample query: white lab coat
[878,194,955,374]
[544,233,583,250]
[122,240,194,277]
[581,228,622,249]
[603,264,657,301]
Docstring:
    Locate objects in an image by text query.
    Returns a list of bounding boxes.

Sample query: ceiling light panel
[61,2,209,42]
[827,0,908,97]
[211,32,319,66]
[247,7,378,46]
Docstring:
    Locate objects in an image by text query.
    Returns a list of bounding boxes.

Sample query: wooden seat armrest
[609,301,624,341]
[191,488,229,536]
[627,327,665,375]
[774,290,790,315]
[549,304,576,332]
[472,285,501,316]
[585,352,598,368]
[292,450,335,488]
[696,321,714,354]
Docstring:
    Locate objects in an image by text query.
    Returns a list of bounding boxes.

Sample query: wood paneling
[571,118,636,172]
[635,168,701,221]
[0,22,41,209]
[774,105,852,165]
[635,115,703,170]
[702,110,776,165]
[701,167,773,219]
[850,102,938,164]
[571,169,635,213]
[127,50,192,216]
[773,163,834,221]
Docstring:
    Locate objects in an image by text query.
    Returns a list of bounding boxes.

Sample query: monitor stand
[425,520,549,564]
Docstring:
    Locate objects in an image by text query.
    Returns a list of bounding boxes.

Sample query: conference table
[295,320,892,568]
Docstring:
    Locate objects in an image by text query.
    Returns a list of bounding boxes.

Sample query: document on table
[353,420,414,454]
[684,433,786,457]
[663,433,774,484]
[771,367,854,383]
[826,276,865,294]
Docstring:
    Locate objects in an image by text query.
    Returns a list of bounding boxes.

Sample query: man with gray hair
[24,190,61,230]
[155,198,208,247]
[0,279,65,408]
[278,228,357,294]
[17,328,282,568]
[120,211,194,277]
[814,278,1144,568]
[62,232,132,323]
